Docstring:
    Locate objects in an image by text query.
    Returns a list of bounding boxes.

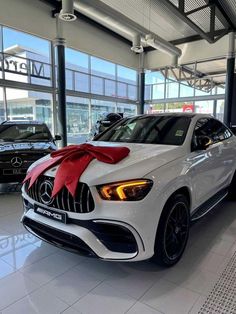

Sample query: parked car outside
[0,120,60,184]
[21,113,236,266]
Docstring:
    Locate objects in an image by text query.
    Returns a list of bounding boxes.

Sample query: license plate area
[34,205,67,224]
[3,168,27,175]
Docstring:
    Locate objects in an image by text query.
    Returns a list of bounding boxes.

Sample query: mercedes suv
[21,114,236,266]
[0,120,59,184]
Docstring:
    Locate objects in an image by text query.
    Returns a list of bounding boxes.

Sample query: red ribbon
[24,143,130,198]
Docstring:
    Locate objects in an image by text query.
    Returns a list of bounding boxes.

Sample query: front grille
[25,175,95,213]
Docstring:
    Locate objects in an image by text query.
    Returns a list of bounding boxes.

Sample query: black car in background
[0,121,60,183]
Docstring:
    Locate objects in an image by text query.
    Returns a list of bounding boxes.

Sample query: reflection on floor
[0,193,236,314]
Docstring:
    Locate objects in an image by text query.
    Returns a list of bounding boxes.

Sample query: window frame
[191,117,233,151]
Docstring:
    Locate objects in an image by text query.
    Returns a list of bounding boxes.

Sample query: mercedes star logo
[11,156,23,168]
[39,180,54,205]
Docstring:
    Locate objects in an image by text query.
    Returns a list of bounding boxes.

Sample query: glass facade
[5,88,53,130]
[216,99,225,122]
[145,69,226,119]
[0,88,4,122]
[0,25,138,144]
[0,25,227,143]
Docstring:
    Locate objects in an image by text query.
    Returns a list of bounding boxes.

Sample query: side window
[192,118,210,151]
[206,119,232,143]
[192,118,232,150]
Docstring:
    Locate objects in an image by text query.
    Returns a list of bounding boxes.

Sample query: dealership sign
[0,53,50,80]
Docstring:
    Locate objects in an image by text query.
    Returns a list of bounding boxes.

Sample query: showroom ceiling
[42,0,236,45]
[40,0,235,86]
[98,0,235,44]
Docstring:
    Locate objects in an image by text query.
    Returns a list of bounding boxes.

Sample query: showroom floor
[0,192,236,314]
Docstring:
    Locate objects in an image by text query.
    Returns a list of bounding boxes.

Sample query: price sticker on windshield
[175,130,184,137]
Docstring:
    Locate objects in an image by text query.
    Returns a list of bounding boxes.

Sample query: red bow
[24,143,130,198]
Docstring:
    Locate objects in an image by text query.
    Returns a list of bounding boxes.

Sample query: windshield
[95,115,191,145]
[0,124,52,142]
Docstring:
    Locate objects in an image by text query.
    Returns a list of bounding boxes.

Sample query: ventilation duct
[73,0,181,57]
[145,34,181,57]
[59,0,77,22]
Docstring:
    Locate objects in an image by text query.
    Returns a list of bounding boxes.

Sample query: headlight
[97,179,153,201]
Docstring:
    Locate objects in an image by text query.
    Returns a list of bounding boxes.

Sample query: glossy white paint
[21,114,236,261]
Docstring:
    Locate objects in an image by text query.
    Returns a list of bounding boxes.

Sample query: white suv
[21,113,236,266]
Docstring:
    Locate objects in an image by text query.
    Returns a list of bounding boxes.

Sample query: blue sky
[3,27,50,58]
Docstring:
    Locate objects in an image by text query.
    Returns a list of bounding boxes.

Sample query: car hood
[0,141,56,152]
[42,141,185,185]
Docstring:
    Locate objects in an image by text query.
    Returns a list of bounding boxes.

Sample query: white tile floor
[0,192,236,314]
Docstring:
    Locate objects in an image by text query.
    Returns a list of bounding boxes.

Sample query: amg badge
[34,206,67,223]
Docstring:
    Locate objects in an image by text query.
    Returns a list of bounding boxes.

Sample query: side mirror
[196,135,213,150]
[54,134,62,141]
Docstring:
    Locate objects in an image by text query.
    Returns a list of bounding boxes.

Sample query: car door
[208,119,236,190]
[187,118,234,209]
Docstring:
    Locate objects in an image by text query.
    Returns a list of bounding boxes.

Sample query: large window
[166,80,179,99]
[216,85,225,95]
[64,49,138,101]
[91,99,116,128]
[180,83,194,97]
[117,103,137,117]
[91,57,115,80]
[146,102,193,114]
[145,72,165,101]
[65,48,89,73]
[0,88,5,122]
[0,25,138,139]
[2,27,51,87]
[3,28,50,61]
[66,96,89,145]
[5,88,53,130]
[195,100,214,115]
[216,100,224,122]
[145,69,225,121]
[117,65,137,84]
[65,48,89,92]
[117,65,137,100]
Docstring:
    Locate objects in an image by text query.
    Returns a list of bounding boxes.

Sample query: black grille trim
[22,217,96,257]
[66,219,138,254]
[25,176,95,214]
[23,214,138,254]
[87,222,138,254]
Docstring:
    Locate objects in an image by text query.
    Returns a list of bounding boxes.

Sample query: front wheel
[152,194,190,267]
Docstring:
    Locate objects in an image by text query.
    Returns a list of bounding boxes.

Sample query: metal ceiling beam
[212,0,236,29]
[170,29,229,46]
[158,0,232,43]
[151,64,225,91]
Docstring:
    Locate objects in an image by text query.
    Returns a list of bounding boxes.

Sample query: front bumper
[21,196,150,261]
[21,174,162,262]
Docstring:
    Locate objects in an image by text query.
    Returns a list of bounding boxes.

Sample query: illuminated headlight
[97,179,153,201]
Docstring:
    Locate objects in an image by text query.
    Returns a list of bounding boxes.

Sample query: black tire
[227,171,236,200]
[152,194,190,267]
